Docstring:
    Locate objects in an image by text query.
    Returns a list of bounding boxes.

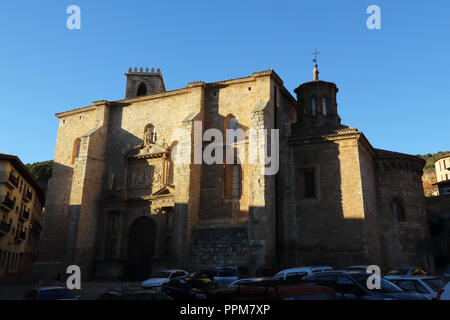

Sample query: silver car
[385,275,447,300]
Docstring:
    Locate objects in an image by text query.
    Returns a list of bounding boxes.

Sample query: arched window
[226,115,239,143]
[322,97,327,116]
[71,138,81,164]
[392,198,405,222]
[311,96,317,116]
[137,82,147,97]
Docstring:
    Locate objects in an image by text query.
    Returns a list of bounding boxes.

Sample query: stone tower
[294,64,341,129]
[124,67,166,99]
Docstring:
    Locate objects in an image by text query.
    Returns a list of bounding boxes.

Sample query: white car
[227,278,264,288]
[437,281,450,300]
[273,266,333,280]
[141,269,189,290]
[385,275,447,300]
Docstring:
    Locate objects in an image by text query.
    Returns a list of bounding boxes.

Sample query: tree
[25,160,53,185]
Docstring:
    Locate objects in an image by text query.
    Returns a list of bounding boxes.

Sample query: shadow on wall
[283,138,370,269]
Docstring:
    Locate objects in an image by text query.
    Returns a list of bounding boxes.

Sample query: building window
[72,138,81,164]
[136,82,147,96]
[322,97,327,116]
[226,115,239,143]
[304,168,316,199]
[311,97,317,116]
[392,198,406,222]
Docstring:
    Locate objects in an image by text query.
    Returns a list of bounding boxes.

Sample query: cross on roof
[312,49,320,64]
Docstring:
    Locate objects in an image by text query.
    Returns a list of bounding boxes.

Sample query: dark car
[164,277,218,300]
[210,280,338,300]
[187,270,217,282]
[25,287,80,300]
[386,266,429,276]
[97,289,172,300]
[302,271,426,300]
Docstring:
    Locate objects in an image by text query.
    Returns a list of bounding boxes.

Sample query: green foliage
[417,151,450,171]
[25,160,54,184]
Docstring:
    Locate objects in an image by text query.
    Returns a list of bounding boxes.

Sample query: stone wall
[375,152,434,271]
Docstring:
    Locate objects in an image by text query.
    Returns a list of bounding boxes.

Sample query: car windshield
[39,288,75,300]
[387,267,410,276]
[185,278,215,288]
[352,275,403,293]
[189,271,214,278]
[423,278,446,292]
[153,272,171,278]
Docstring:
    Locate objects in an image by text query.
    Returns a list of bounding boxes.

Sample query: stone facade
[36,67,433,280]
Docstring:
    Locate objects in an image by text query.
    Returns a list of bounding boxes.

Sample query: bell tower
[124,67,166,99]
[294,59,341,128]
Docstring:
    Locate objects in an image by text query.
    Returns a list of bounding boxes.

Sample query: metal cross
[312,49,320,64]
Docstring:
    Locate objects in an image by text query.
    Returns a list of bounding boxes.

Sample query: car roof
[158,269,186,273]
[38,287,68,291]
[278,266,332,273]
[386,275,440,280]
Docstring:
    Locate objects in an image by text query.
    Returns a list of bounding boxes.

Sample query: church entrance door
[126,216,156,280]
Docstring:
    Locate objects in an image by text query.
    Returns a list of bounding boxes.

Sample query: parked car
[164,277,218,300]
[385,275,447,300]
[187,270,217,282]
[444,265,450,281]
[141,269,189,290]
[302,271,426,300]
[211,280,338,300]
[214,267,239,288]
[436,281,450,300]
[25,287,80,300]
[228,278,264,288]
[97,289,172,300]
[386,266,429,276]
[273,266,333,280]
[346,265,371,274]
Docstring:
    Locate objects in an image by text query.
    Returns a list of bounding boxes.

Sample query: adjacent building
[0,154,45,279]
[426,154,450,272]
[36,65,433,280]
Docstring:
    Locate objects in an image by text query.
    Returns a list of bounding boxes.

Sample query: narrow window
[322,97,327,116]
[311,97,317,116]
[392,199,405,222]
[136,82,147,96]
[304,169,316,199]
[71,138,81,164]
[227,116,239,143]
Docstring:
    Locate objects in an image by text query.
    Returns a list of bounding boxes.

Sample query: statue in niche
[144,125,157,145]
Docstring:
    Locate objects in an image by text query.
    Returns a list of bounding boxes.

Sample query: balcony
[20,208,30,222]
[0,195,15,212]
[0,221,11,235]
[0,171,19,189]
[23,189,32,202]
[17,230,26,241]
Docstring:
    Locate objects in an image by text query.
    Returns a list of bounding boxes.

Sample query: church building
[35,64,433,280]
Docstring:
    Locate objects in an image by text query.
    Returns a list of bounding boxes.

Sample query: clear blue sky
[1,0,449,164]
